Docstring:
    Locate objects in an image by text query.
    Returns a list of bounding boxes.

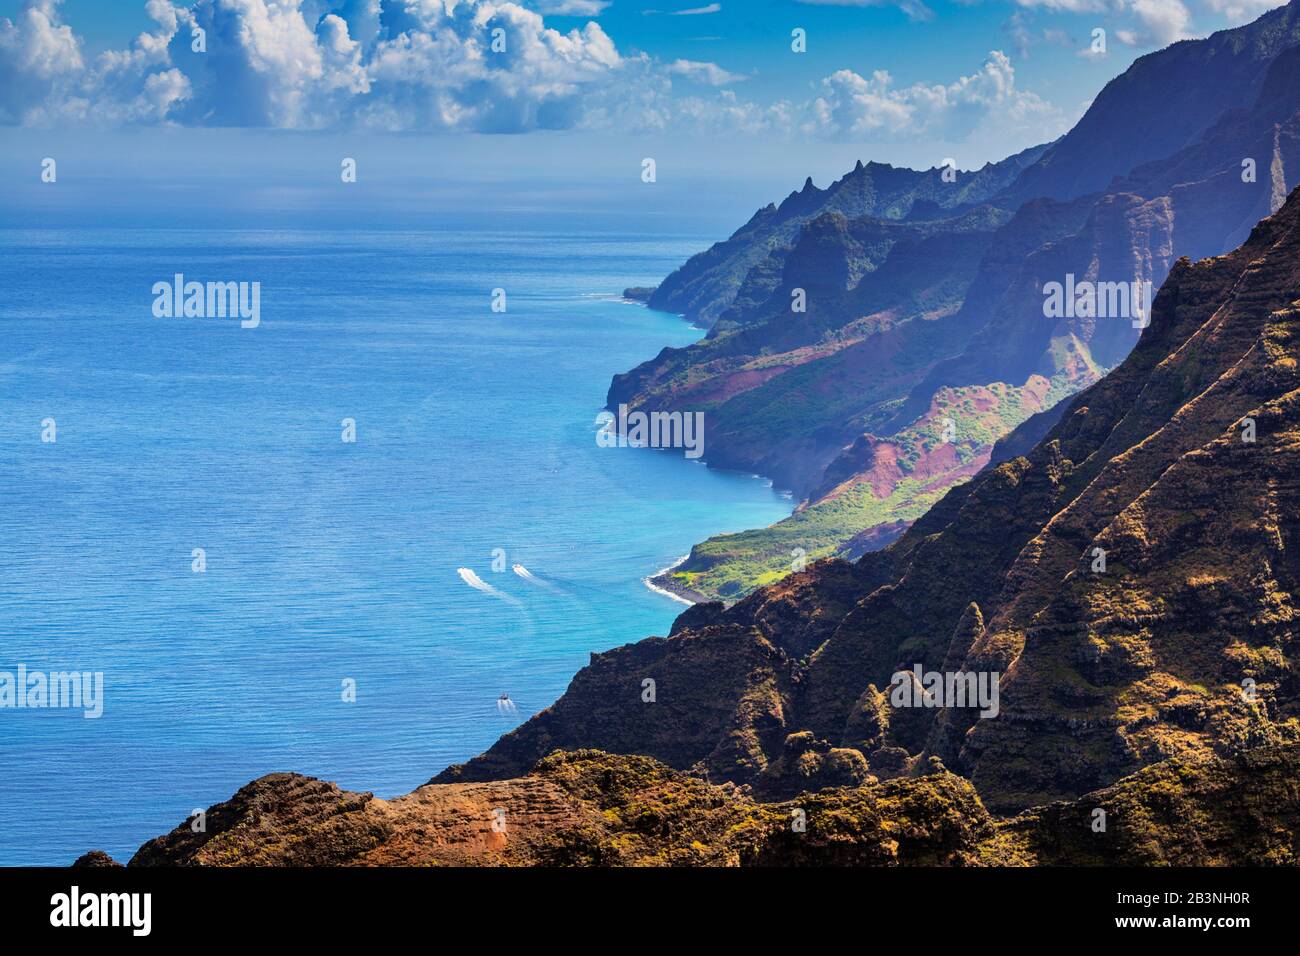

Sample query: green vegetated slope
[660,376,1079,601]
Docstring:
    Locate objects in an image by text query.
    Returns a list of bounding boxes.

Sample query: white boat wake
[457,567,522,607]
[512,563,565,593]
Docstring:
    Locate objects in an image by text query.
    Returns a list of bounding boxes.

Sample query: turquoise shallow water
[0,224,790,865]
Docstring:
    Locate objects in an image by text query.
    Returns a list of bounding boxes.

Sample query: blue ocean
[0,223,789,866]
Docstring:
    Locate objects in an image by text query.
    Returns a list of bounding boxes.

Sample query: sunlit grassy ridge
[660,373,1084,601]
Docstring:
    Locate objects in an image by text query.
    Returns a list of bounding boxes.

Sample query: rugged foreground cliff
[104,745,1300,866]
[94,189,1300,866]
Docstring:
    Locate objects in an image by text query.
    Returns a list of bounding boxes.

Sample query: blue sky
[0,0,1289,227]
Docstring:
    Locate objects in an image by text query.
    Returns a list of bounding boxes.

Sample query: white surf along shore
[643,554,695,606]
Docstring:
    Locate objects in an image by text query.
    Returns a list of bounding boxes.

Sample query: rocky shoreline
[645,565,705,605]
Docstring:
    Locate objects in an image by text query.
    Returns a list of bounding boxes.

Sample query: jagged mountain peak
[645,141,1048,325]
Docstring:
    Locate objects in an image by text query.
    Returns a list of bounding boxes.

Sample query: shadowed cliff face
[109,743,1300,866]
[440,188,1300,815]
[619,4,1300,605]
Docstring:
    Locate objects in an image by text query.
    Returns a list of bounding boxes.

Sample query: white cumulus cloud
[806,50,1061,143]
[528,1,611,14]
[795,0,935,25]
[1131,0,1193,45]
[0,0,629,131]
[0,0,1072,149]
[1203,0,1286,26]
[665,58,745,85]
